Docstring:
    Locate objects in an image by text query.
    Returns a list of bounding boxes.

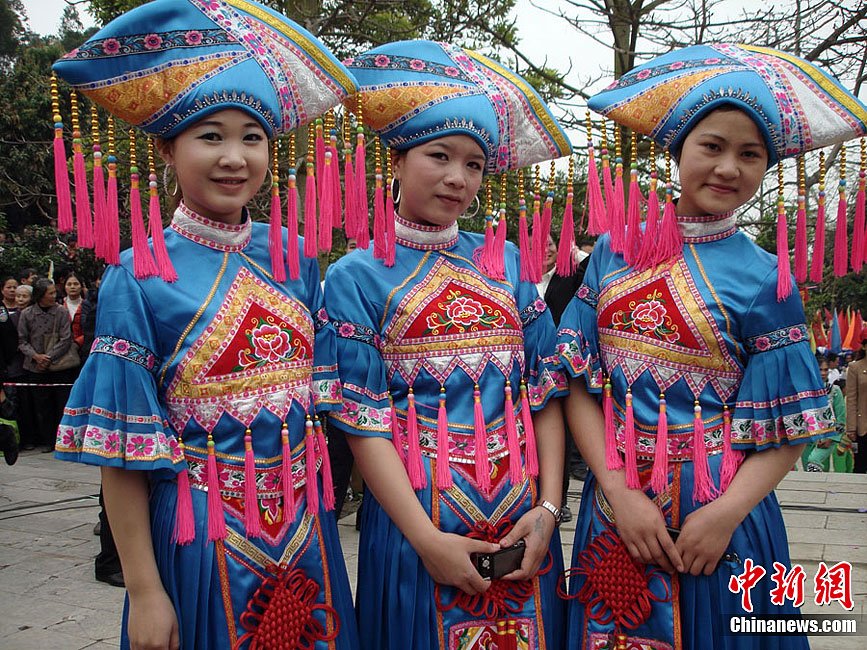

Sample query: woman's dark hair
[2,276,16,286]
[31,278,54,305]
[64,271,87,288]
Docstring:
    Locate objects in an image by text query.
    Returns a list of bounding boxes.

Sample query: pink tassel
[555,189,576,276]
[206,435,227,541]
[281,423,297,524]
[603,379,623,470]
[373,174,385,260]
[518,201,533,282]
[405,388,426,489]
[390,396,405,464]
[173,441,196,545]
[285,171,300,281]
[519,381,538,478]
[477,216,498,277]
[385,182,396,267]
[656,188,682,266]
[304,417,319,514]
[318,150,334,253]
[794,192,808,283]
[691,401,716,503]
[852,172,866,272]
[504,382,523,486]
[719,406,743,491]
[303,166,318,259]
[129,172,159,279]
[148,174,177,282]
[586,144,607,235]
[104,159,120,266]
[53,130,74,233]
[72,144,94,248]
[315,120,326,202]
[472,385,491,491]
[492,209,507,279]
[539,193,554,274]
[354,135,370,248]
[776,198,793,301]
[637,176,660,270]
[650,394,669,494]
[269,181,286,282]
[92,152,108,261]
[833,187,848,277]
[810,190,827,283]
[608,162,626,254]
[436,388,452,489]
[623,389,640,490]
[343,149,357,240]
[330,139,342,231]
[314,418,335,511]
[243,429,262,538]
[601,151,614,228]
[624,166,643,266]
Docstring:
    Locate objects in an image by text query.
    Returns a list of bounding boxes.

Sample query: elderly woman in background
[17,278,76,451]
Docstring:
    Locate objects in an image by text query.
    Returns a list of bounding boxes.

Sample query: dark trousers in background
[22,369,73,447]
[94,486,122,578]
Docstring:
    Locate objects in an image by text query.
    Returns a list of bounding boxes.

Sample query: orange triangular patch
[81,55,237,125]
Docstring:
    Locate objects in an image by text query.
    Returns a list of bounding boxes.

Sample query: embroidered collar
[678,212,737,243]
[394,213,459,250]
[170,203,252,252]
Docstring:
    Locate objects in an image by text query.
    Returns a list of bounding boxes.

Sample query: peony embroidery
[143,34,163,50]
[237,317,304,369]
[102,38,120,55]
[184,30,203,45]
[609,289,680,343]
[127,435,155,457]
[425,290,508,334]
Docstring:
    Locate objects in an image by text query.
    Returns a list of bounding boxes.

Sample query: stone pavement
[0,451,864,649]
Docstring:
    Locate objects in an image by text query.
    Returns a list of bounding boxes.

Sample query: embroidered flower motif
[338,323,356,338]
[184,30,203,46]
[102,38,120,55]
[705,57,721,65]
[445,295,485,326]
[636,69,652,80]
[576,285,590,299]
[409,59,425,71]
[143,34,163,50]
[112,339,130,355]
[789,327,804,342]
[533,298,547,313]
[444,66,460,77]
[343,57,355,66]
[127,435,155,457]
[374,54,391,67]
[669,61,685,70]
[104,432,121,453]
[60,429,76,447]
[632,300,666,330]
[609,289,679,343]
[754,336,771,352]
[250,323,295,363]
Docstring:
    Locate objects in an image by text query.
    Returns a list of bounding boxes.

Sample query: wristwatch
[536,499,562,525]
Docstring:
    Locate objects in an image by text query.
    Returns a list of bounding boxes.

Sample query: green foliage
[0,224,104,284]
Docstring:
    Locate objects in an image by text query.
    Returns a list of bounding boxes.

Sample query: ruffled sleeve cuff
[328,318,391,438]
[556,283,604,394]
[55,336,183,470]
[732,326,833,450]
[517,296,568,409]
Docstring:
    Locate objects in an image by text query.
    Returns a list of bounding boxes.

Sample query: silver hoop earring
[162,165,179,197]
[390,177,401,205]
[460,195,480,219]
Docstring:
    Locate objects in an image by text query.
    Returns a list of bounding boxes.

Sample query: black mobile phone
[471,540,526,580]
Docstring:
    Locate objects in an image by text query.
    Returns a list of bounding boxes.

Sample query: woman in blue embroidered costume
[51,1,359,648]
[557,43,867,650]
[326,41,572,649]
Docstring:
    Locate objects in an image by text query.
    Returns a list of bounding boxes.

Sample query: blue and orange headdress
[343,40,572,279]
[50,0,357,281]
[584,43,867,299]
